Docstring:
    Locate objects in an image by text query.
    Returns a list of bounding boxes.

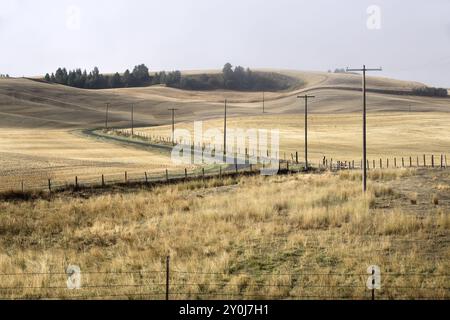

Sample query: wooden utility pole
[297,95,315,170]
[131,104,134,136]
[168,108,178,146]
[105,102,110,130]
[346,65,382,193]
[263,91,265,113]
[223,99,227,157]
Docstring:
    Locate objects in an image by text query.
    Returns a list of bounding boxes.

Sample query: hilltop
[0,70,448,129]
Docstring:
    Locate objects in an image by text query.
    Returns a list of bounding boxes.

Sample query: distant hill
[0,70,448,129]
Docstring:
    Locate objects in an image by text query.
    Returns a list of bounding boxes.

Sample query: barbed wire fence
[0,258,448,300]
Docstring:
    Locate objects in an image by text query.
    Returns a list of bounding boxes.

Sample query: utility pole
[131,104,134,137]
[105,102,110,130]
[263,91,265,113]
[346,65,382,193]
[297,95,315,170]
[168,108,178,146]
[223,99,227,157]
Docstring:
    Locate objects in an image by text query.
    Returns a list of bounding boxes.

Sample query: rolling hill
[0,70,448,189]
[0,70,448,129]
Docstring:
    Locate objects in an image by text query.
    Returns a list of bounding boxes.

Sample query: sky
[1,0,450,87]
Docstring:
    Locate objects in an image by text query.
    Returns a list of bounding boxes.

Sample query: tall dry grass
[0,169,448,299]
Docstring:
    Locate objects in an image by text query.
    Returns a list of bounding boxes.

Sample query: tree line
[175,63,297,91]
[44,64,155,89]
[412,87,448,97]
[0,74,10,78]
[43,63,298,91]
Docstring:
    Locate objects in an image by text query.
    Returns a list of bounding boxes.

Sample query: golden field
[1,71,448,192]
[131,112,450,165]
[0,128,186,190]
[0,169,448,299]
[0,71,449,300]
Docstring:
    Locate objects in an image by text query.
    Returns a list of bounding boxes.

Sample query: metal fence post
[372,268,375,301]
[166,256,170,301]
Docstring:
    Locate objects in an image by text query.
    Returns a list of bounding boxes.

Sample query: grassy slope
[0,169,448,299]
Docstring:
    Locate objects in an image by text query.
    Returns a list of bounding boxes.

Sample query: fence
[0,151,448,195]
[0,256,448,300]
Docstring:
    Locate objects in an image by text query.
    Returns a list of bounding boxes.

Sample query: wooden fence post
[48,179,51,193]
[423,154,426,167]
[441,154,444,168]
[75,176,78,189]
[373,160,375,169]
[296,151,298,164]
[202,168,205,179]
[219,166,222,179]
[402,157,404,168]
[380,158,382,169]
[387,159,389,168]
[145,172,148,183]
[21,181,24,193]
[417,156,419,167]
[166,169,169,182]
[184,168,187,179]
[431,155,434,168]
[125,171,128,183]
[394,157,397,168]
[409,157,412,168]
[102,174,105,187]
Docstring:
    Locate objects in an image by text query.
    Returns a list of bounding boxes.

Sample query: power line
[131,104,134,136]
[223,99,227,157]
[263,91,265,113]
[168,108,178,146]
[297,95,315,170]
[105,102,110,130]
[346,65,382,193]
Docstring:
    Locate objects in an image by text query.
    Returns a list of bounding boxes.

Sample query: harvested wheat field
[131,112,450,164]
[0,168,448,300]
[0,128,187,191]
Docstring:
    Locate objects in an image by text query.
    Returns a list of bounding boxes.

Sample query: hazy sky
[1,0,450,87]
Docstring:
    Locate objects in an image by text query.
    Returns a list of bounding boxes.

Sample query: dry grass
[0,169,448,300]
